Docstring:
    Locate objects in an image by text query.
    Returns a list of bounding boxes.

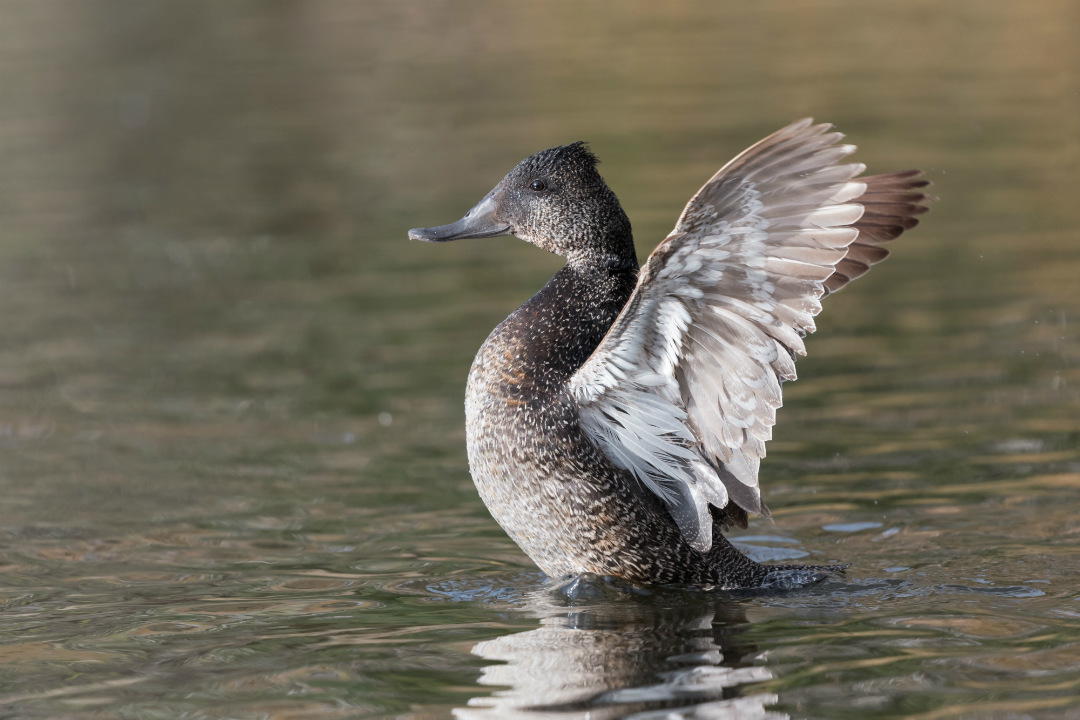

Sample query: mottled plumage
[409,119,930,588]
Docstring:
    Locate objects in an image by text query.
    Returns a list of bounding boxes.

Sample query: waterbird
[409,119,930,588]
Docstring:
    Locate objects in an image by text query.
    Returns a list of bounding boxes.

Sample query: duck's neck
[500,249,639,396]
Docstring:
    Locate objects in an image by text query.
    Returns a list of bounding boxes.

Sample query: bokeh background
[1,2,1077,718]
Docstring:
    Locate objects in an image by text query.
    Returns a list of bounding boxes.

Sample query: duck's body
[465,261,769,585]
[410,120,929,588]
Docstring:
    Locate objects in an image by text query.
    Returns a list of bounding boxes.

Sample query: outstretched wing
[568,118,930,552]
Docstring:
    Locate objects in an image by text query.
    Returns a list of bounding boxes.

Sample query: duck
[409,119,930,588]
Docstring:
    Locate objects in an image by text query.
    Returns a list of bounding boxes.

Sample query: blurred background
[0,1,1077,718]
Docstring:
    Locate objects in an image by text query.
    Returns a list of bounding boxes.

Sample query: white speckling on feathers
[570,118,881,553]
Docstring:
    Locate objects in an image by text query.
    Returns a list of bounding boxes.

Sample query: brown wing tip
[823,169,932,296]
[860,170,935,225]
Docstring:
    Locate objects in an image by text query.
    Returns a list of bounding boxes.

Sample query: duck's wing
[568,118,931,552]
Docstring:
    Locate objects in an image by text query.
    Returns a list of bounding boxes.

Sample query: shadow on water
[438,562,1072,720]
[450,575,788,720]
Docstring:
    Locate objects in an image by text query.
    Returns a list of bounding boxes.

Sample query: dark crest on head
[515,141,600,184]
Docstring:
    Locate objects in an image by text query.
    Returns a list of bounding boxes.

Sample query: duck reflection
[455,575,787,720]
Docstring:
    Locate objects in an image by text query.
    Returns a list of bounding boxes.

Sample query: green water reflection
[1,1,1078,718]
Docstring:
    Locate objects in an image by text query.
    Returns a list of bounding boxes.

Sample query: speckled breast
[465,333,605,577]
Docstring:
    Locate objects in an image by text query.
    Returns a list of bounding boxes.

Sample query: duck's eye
[530,179,546,192]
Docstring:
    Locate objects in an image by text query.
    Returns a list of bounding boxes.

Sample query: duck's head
[409,142,633,264]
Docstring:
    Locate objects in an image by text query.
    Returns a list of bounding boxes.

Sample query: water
[1,2,1078,718]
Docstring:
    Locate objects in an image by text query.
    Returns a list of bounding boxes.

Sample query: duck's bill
[408,193,510,242]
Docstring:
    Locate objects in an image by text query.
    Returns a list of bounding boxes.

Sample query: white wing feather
[570,119,876,553]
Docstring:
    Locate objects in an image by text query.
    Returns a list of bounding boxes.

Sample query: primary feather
[570,119,930,552]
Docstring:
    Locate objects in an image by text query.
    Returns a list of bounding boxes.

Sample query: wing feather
[569,119,931,552]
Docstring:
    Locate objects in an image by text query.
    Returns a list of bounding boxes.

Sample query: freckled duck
[409,119,930,588]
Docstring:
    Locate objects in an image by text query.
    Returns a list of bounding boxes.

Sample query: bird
[408,119,930,589]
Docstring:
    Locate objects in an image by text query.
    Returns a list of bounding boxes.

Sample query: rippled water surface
[1,2,1078,718]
